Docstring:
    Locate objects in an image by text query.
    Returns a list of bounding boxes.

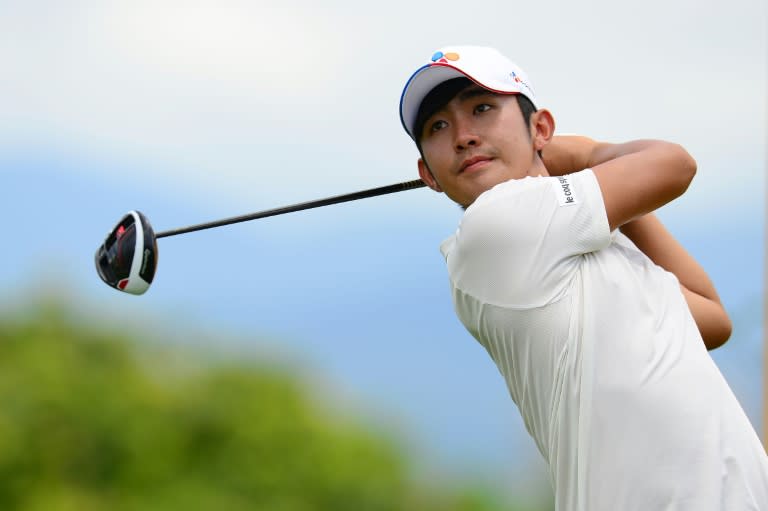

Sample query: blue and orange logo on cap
[431,51,460,64]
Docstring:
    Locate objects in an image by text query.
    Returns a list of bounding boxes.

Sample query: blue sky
[1,0,766,501]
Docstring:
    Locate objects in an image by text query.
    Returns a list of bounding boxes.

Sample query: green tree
[0,304,547,511]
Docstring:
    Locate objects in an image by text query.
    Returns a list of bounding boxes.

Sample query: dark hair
[516,94,537,131]
[413,78,538,149]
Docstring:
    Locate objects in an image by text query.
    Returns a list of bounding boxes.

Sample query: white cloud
[104,1,346,92]
[0,0,764,213]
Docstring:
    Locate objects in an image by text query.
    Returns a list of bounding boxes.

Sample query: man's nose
[454,120,479,151]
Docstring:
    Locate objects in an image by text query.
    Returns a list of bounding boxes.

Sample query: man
[399,45,768,510]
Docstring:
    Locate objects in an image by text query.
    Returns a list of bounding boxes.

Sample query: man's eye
[474,103,492,114]
[430,120,448,132]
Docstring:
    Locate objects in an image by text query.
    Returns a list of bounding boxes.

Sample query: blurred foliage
[0,302,547,511]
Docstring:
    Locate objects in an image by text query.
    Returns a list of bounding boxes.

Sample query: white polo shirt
[440,169,768,510]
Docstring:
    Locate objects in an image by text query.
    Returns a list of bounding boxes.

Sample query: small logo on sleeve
[551,176,578,206]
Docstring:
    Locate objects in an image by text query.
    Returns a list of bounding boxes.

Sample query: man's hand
[541,135,599,176]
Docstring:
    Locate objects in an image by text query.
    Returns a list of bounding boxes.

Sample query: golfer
[399,45,768,510]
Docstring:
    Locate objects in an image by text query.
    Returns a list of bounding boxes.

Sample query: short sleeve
[443,169,611,308]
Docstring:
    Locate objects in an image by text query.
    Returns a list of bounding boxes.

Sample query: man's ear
[530,109,555,152]
[418,158,443,192]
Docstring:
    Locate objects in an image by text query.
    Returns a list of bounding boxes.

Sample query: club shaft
[155,179,427,239]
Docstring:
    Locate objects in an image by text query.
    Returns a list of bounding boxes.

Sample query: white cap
[399,46,538,140]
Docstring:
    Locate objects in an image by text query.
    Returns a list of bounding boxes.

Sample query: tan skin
[417,86,555,206]
[417,85,731,349]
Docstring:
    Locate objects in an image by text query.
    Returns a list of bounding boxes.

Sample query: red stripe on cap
[428,63,522,96]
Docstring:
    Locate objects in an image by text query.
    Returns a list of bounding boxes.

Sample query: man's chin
[468,173,511,192]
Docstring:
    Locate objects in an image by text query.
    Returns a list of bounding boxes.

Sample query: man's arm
[543,135,696,231]
[543,135,731,349]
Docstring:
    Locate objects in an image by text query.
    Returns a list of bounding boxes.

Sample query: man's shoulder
[454,176,557,244]
[469,170,597,213]
[468,175,549,210]
[438,169,610,308]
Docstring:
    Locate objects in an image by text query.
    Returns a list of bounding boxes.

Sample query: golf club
[95,179,427,295]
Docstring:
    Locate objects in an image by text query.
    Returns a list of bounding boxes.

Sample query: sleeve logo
[550,175,579,206]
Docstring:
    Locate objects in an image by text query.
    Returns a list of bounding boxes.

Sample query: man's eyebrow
[456,86,494,102]
[418,85,495,133]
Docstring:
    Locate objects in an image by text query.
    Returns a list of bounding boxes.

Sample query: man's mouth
[460,156,493,174]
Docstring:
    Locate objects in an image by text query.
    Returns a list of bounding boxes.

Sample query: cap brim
[399,64,469,140]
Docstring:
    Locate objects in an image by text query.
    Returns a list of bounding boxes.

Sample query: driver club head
[95,211,158,295]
